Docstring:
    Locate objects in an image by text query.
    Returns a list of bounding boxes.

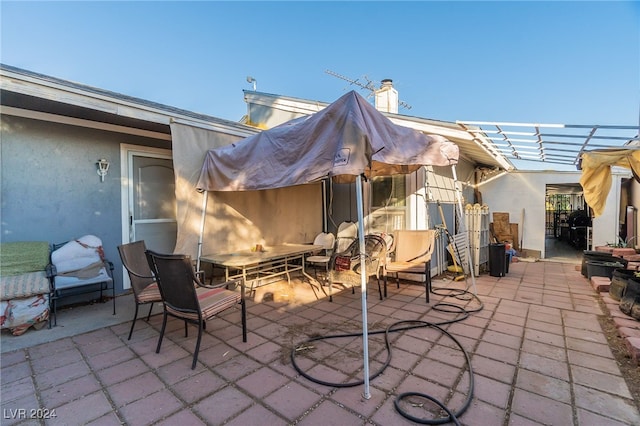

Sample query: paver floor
[2,260,639,425]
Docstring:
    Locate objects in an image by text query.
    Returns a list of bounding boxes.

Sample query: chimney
[374,79,399,113]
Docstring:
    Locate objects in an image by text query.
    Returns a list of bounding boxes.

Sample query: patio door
[120,144,176,289]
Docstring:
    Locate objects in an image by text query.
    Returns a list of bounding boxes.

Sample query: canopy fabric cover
[580,147,640,217]
[196,91,459,192]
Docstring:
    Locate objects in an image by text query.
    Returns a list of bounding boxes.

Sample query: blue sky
[2,1,639,130]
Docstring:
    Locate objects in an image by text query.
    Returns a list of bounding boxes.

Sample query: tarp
[196,91,459,192]
[580,147,640,217]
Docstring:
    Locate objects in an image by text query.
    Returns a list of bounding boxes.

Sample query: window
[369,175,406,232]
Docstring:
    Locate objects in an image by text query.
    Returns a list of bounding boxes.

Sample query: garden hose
[290,287,483,425]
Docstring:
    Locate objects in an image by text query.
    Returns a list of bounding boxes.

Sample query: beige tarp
[580,147,640,217]
[171,122,324,259]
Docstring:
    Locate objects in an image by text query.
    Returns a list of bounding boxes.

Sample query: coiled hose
[291,286,483,425]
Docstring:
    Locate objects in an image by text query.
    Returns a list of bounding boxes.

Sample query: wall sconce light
[96,158,110,182]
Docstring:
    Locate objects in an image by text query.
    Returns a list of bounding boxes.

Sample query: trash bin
[489,243,506,277]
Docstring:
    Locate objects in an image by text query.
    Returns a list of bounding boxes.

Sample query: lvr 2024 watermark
[3,408,57,419]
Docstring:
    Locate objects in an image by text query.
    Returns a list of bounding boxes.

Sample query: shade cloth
[580,147,640,217]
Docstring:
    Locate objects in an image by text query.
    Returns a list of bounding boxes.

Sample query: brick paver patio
[2,260,639,425]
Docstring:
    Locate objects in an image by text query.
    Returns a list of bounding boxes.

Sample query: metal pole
[321,179,328,232]
[451,165,477,294]
[355,175,371,400]
[196,190,208,272]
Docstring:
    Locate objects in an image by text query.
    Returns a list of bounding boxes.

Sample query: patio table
[200,243,325,297]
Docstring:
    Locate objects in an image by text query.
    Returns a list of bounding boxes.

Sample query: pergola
[457,121,640,169]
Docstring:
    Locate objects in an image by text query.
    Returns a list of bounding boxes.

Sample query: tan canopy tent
[196,90,460,398]
[196,91,459,191]
[580,146,640,217]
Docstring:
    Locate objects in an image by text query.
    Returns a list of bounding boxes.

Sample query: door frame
[119,143,173,289]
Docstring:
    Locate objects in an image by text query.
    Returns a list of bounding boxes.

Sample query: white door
[120,145,176,289]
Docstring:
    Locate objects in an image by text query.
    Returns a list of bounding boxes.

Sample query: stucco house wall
[1,114,167,294]
[480,170,627,257]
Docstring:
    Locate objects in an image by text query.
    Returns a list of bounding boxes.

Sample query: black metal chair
[147,250,247,369]
[117,241,163,340]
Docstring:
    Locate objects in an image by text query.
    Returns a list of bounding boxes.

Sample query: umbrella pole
[321,179,328,233]
[356,175,371,400]
[196,190,208,272]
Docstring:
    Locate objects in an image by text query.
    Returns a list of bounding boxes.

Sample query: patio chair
[117,241,163,340]
[146,250,246,370]
[383,230,436,303]
[377,232,395,253]
[335,221,358,253]
[328,234,387,301]
[306,232,336,280]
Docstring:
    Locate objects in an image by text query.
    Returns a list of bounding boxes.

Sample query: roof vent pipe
[374,79,399,114]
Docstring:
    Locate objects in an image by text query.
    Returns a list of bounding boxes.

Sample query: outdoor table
[200,243,325,297]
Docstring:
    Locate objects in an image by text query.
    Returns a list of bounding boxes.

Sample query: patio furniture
[306,232,336,279]
[147,250,246,370]
[117,240,162,340]
[335,221,357,253]
[379,233,395,252]
[0,241,51,335]
[48,235,115,327]
[384,230,436,303]
[199,243,323,297]
[328,234,387,300]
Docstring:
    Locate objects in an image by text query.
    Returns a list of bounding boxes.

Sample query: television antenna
[325,69,412,110]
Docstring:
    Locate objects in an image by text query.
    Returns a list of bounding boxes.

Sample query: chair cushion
[166,287,240,321]
[137,282,161,303]
[52,235,103,274]
[198,287,241,318]
[0,241,50,276]
[53,267,112,290]
[1,271,50,300]
[1,295,49,335]
[386,261,425,274]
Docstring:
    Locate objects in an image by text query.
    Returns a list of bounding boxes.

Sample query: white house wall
[591,177,624,248]
[479,170,626,257]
